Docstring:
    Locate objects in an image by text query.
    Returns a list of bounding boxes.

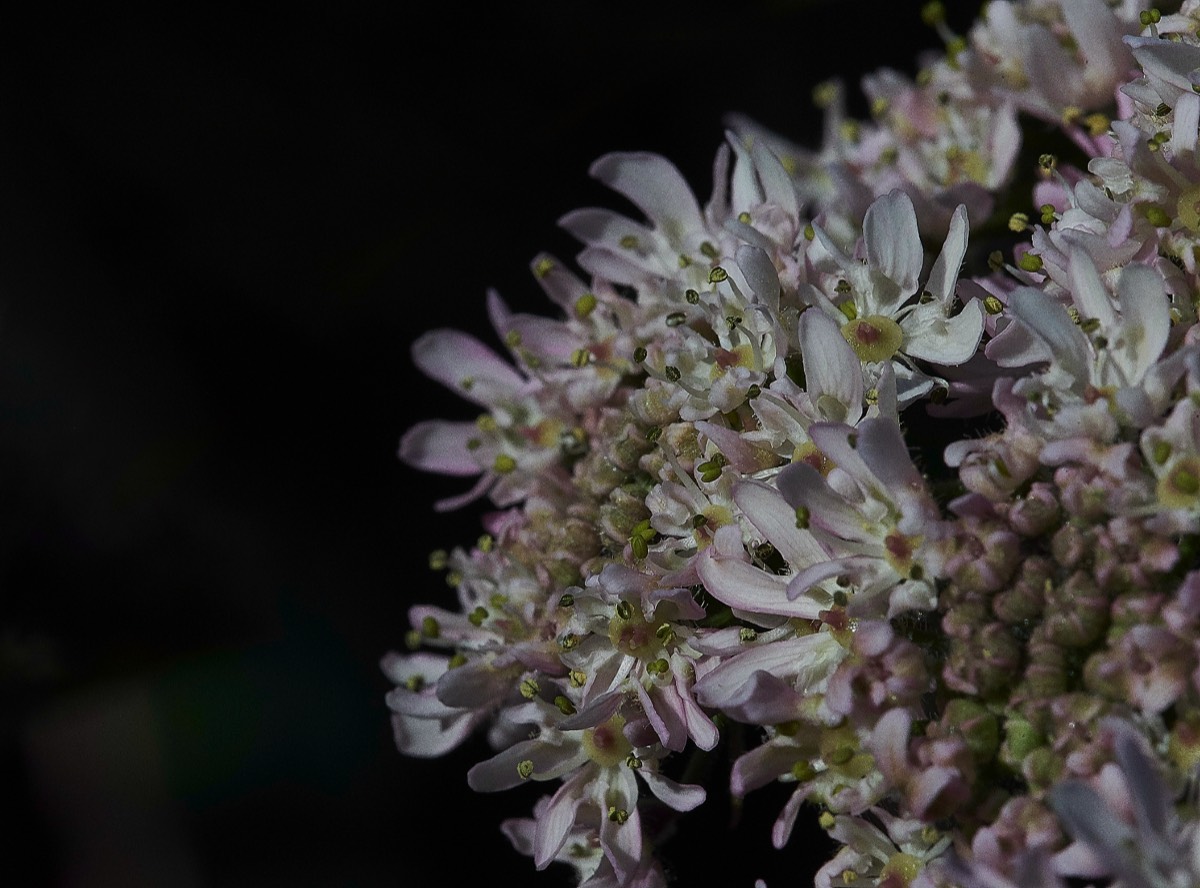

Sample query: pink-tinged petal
[675,680,720,751]
[736,244,781,310]
[534,767,591,869]
[638,769,706,812]
[432,472,495,513]
[776,462,856,536]
[733,478,829,569]
[558,207,658,255]
[703,669,805,725]
[411,329,525,406]
[558,690,625,732]
[1126,36,1200,101]
[697,548,823,618]
[868,707,912,785]
[635,681,688,752]
[772,786,808,848]
[528,252,589,313]
[696,633,841,711]
[731,743,802,796]
[1007,287,1090,384]
[806,422,876,491]
[1061,0,1129,93]
[1068,248,1116,330]
[985,313,1053,369]
[799,308,863,419]
[856,416,923,493]
[467,739,589,793]
[864,190,921,296]
[1117,263,1170,383]
[575,245,656,287]
[599,769,644,880]
[694,420,775,475]
[436,659,518,708]
[485,287,512,339]
[398,420,483,476]
[502,313,584,362]
[589,152,706,241]
[925,204,969,308]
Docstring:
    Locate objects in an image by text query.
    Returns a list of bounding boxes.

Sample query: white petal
[398,420,483,475]
[864,190,921,296]
[1008,287,1091,385]
[799,307,863,416]
[697,549,822,619]
[589,152,706,245]
[925,204,969,307]
[901,298,985,365]
[411,329,525,406]
[733,478,829,569]
[638,769,706,812]
[1116,263,1170,383]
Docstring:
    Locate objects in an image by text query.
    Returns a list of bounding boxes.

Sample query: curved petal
[398,420,483,475]
[412,329,525,406]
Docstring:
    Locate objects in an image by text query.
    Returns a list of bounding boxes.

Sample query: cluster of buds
[386,2,1200,885]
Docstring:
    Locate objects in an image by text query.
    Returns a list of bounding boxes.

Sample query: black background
[1,4,982,886]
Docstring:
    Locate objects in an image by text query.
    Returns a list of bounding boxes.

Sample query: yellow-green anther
[405,674,425,692]
[615,600,634,620]
[739,627,758,642]
[619,234,639,250]
[1038,153,1057,171]
[698,459,723,482]
[445,571,463,588]
[1067,306,1082,324]
[685,288,700,304]
[910,564,925,581]
[571,347,593,367]
[835,279,852,295]
[813,80,838,108]
[700,241,719,259]
[569,669,587,688]
[607,806,629,824]
[517,759,535,780]
[665,312,686,328]
[840,120,861,142]
[1080,317,1101,334]
[477,534,494,553]
[1156,102,1172,117]
[645,425,662,443]
[520,677,540,699]
[468,606,488,627]
[633,346,648,363]
[818,810,836,829]
[1140,8,1161,25]
[631,534,649,559]
[493,454,517,474]
[429,549,448,570]
[574,292,597,318]
[625,753,642,769]
[726,315,742,329]
[988,250,1004,271]
[921,1,945,25]
[746,383,761,399]
[664,366,682,382]
[459,376,475,391]
[828,745,855,766]
[792,760,817,782]
[871,96,889,117]
[795,506,811,529]
[832,590,849,607]
[647,657,670,675]
[946,35,967,58]
[1175,467,1200,495]
[476,414,497,432]
[983,295,1003,315]
[691,514,708,529]
[533,257,555,278]
[678,254,691,268]
[865,387,879,405]
[1146,205,1172,228]
[448,652,468,669]
[1018,253,1044,272]
[708,266,729,283]
[655,623,676,644]
[554,695,577,716]
[560,633,580,650]
[1008,212,1030,232]
[804,223,815,241]
[1040,203,1057,224]
[837,302,858,324]
[559,593,575,607]
[1153,440,1172,464]
[841,869,859,885]
[421,616,440,638]
[404,629,421,650]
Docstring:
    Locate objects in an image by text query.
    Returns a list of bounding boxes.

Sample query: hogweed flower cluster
[384,2,1200,884]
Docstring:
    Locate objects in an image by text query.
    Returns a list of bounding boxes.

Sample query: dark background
[0,4,981,886]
